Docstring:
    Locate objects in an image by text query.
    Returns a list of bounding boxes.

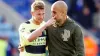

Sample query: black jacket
[47,18,84,56]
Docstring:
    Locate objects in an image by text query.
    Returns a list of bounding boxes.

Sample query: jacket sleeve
[74,25,85,56]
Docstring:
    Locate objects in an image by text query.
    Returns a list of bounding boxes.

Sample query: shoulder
[71,21,81,30]
[74,22,81,29]
[18,21,30,31]
[73,22,82,33]
[68,18,81,29]
[68,19,82,32]
[25,21,30,24]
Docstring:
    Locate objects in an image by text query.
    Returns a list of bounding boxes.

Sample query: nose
[51,13,55,17]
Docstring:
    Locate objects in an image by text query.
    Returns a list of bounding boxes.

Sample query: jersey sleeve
[18,23,30,46]
[74,25,85,56]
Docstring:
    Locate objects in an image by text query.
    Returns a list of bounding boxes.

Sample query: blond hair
[31,1,45,12]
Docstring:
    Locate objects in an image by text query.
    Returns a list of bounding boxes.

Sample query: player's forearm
[27,24,47,42]
[27,17,55,42]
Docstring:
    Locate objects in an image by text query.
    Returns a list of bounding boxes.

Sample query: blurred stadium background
[0,0,100,56]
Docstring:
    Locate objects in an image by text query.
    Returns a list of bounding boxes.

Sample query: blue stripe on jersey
[25,45,46,54]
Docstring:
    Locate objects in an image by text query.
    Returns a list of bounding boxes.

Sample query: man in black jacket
[47,1,85,56]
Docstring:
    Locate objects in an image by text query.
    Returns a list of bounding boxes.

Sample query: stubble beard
[55,19,62,27]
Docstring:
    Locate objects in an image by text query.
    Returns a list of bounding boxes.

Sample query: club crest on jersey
[20,28,25,32]
[61,29,70,41]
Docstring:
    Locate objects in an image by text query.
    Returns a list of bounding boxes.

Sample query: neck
[32,17,41,25]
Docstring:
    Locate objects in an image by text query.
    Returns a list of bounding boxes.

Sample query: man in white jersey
[18,1,54,56]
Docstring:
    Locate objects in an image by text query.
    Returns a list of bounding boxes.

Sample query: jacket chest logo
[61,29,70,41]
